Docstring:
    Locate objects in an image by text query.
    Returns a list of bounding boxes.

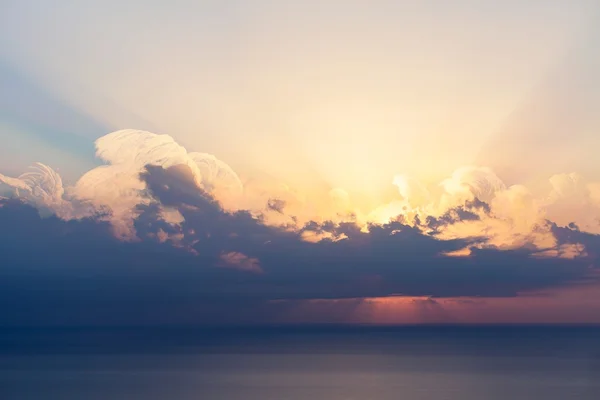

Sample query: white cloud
[1,130,244,240]
[0,162,89,219]
[440,166,506,207]
[2,131,599,261]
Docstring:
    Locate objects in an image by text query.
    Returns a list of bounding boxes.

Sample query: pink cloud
[219,251,263,274]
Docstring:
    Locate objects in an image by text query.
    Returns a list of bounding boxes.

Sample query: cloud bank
[1,129,599,325]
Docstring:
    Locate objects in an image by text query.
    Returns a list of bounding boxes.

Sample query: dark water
[1,326,599,399]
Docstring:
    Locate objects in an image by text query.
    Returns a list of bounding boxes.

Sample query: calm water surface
[1,326,599,399]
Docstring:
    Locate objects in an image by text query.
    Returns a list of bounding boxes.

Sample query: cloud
[266,198,286,214]
[0,190,597,326]
[78,129,245,238]
[393,174,430,208]
[1,129,244,240]
[220,252,263,274]
[0,163,67,214]
[4,129,600,251]
[0,162,97,220]
[542,172,600,233]
[440,166,506,207]
[371,170,600,256]
[2,129,600,325]
[423,199,487,233]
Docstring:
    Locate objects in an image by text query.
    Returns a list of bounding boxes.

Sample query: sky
[1,0,600,326]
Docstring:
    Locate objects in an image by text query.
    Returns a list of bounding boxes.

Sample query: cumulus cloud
[5,129,598,253]
[2,129,600,325]
[1,130,244,240]
[0,189,598,326]
[440,166,506,205]
[0,163,67,214]
[543,172,600,233]
[190,152,243,199]
[0,162,97,219]
[392,174,430,208]
[79,129,245,239]
[367,167,600,258]
[369,166,506,226]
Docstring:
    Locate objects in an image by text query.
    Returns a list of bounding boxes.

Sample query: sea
[1,325,599,399]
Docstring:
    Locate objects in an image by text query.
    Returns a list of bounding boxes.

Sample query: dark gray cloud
[0,164,597,326]
[423,199,490,233]
[267,198,286,214]
[551,222,600,260]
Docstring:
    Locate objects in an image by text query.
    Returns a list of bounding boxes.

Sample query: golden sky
[1,1,600,324]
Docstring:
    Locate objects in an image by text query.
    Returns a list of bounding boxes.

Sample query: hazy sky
[2,1,598,191]
[1,1,600,325]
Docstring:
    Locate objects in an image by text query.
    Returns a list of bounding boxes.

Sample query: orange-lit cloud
[3,129,600,254]
[220,251,263,274]
[1,1,600,327]
[2,130,600,326]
